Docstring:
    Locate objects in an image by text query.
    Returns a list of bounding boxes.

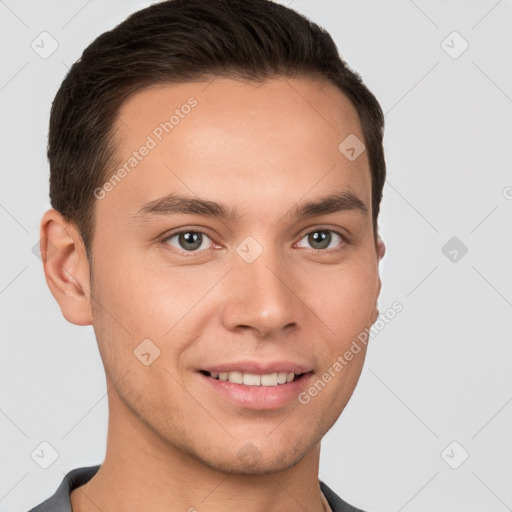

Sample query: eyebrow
[131,190,368,223]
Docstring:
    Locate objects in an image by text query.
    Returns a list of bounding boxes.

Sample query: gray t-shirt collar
[28,465,366,512]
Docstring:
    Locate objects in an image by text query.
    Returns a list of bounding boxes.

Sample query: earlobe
[39,209,93,326]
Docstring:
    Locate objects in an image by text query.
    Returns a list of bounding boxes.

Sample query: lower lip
[198,372,314,410]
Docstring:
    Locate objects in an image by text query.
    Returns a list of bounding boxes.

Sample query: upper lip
[200,360,313,375]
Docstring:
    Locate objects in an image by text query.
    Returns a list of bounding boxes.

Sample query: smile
[198,369,313,410]
[200,370,304,386]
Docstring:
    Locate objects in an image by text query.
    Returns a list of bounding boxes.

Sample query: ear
[370,235,385,324]
[39,209,93,326]
[377,235,386,260]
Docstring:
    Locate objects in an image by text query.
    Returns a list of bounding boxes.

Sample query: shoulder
[320,479,369,512]
[27,465,101,512]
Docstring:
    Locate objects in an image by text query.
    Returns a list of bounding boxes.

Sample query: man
[32,0,386,510]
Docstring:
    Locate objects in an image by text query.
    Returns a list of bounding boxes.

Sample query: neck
[71,390,328,512]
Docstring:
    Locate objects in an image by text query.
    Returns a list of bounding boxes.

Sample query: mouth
[199,369,309,386]
[197,367,314,410]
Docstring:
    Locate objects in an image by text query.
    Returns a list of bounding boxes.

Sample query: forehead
[116,77,364,151]
[102,77,371,222]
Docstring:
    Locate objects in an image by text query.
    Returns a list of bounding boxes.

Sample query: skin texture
[41,77,385,512]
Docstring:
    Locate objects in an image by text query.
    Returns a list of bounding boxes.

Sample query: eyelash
[160,226,347,256]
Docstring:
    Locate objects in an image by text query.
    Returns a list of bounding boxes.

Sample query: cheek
[92,246,187,327]
[89,248,213,370]
[303,265,377,415]
[313,260,379,339]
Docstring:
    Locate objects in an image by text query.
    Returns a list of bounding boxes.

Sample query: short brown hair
[48,0,386,260]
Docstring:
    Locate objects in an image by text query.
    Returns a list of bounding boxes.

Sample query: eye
[161,227,346,255]
[163,230,215,253]
[296,228,345,251]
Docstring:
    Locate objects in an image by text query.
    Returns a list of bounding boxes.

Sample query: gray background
[1,0,511,511]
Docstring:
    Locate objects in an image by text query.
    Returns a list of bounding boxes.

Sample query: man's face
[88,77,382,473]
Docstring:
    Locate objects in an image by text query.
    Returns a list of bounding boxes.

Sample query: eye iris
[309,230,331,249]
[179,231,202,251]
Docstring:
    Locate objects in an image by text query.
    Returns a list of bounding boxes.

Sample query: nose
[221,248,301,338]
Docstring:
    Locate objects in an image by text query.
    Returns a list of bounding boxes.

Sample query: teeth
[261,373,278,386]
[209,370,299,386]
[277,372,288,384]
[229,371,244,384]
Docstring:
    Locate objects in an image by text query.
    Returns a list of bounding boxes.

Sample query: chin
[208,452,304,476]
[189,437,311,476]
